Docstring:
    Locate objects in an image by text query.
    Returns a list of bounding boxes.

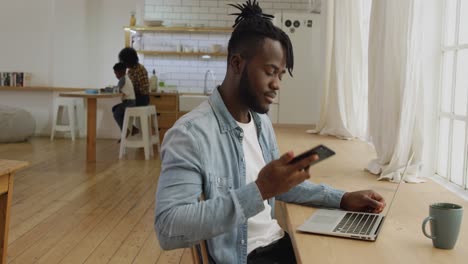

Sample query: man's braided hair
[227,0,294,76]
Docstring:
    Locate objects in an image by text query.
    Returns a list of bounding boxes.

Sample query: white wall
[0,0,87,136]
[86,0,141,139]
[0,0,142,88]
[87,0,143,87]
[0,0,55,85]
[0,0,140,138]
[52,0,89,87]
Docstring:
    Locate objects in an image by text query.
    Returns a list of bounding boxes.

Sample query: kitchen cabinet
[149,92,178,142]
[123,26,232,57]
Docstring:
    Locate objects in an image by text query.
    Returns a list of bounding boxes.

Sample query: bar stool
[119,105,161,160]
[50,97,84,141]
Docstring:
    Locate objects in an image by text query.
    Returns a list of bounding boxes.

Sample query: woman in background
[118,47,150,106]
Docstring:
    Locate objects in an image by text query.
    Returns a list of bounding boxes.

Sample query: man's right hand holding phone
[255,151,318,200]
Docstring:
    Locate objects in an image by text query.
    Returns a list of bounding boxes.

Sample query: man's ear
[229,54,244,75]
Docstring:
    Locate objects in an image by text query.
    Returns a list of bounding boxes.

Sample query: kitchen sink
[179,94,209,112]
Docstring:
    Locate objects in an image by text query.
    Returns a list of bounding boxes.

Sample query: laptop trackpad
[298,209,345,232]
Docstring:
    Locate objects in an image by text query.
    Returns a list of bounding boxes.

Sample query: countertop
[0,86,87,92]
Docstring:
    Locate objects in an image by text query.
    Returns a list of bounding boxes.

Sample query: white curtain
[308,0,368,140]
[367,0,425,183]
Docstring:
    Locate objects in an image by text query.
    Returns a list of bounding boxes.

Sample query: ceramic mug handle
[422,216,436,239]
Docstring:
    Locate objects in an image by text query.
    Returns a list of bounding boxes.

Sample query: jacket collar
[209,87,263,134]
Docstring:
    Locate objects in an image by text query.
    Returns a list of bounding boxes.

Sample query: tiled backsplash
[142,0,319,93]
[139,32,229,93]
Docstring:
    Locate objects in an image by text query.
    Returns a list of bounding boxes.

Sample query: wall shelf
[136,50,227,57]
[124,26,232,34]
[124,26,232,48]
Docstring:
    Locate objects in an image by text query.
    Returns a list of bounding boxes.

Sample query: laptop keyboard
[333,212,378,235]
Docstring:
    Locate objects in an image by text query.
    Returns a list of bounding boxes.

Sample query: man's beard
[239,68,268,114]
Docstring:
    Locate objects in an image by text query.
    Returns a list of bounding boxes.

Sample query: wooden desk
[59,92,122,162]
[0,160,28,264]
[281,142,468,264]
[270,127,468,264]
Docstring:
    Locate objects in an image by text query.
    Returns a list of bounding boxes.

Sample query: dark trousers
[112,100,135,130]
[135,94,149,106]
[247,233,297,264]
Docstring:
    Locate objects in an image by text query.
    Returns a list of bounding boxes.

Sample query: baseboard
[273,123,316,130]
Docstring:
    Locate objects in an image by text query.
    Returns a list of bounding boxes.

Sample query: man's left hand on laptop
[340,190,386,213]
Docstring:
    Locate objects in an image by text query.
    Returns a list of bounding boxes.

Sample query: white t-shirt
[118,74,135,100]
[236,113,284,254]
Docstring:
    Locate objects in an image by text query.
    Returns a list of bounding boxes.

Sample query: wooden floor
[0,136,193,264]
[0,125,359,264]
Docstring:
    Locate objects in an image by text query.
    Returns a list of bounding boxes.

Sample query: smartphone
[289,144,335,167]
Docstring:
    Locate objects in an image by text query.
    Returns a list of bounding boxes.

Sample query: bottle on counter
[130,11,136,27]
[149,69,158,92]
[132,35,141,50]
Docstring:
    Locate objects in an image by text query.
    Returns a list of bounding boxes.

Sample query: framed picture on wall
[3,73,10,86]
[16,72,23,87]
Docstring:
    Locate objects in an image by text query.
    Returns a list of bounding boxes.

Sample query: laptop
[297,154,414,241]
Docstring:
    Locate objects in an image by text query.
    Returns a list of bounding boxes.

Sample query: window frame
[435,0,468,190]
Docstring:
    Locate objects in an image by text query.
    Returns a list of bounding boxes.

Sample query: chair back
[191,193,210,263]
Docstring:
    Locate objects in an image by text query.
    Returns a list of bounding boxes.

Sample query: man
[118,47,150,106]
[155,1,386,263]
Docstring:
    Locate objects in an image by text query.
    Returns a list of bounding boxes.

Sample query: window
[436,0,468,189]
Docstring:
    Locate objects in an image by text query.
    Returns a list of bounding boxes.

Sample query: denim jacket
[155,88,345,263]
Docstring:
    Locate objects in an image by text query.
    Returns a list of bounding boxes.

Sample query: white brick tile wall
[272,3,291,9]
[209,7,227,13]
[200,14,218,20]
[165,0,181,6]
[178,6,193,12]
[258,2,273,9]
[142,0,317,93]
[147,0,163,5]
[182,0,200,6]
[200,1,219,7]
[154,6,173,12]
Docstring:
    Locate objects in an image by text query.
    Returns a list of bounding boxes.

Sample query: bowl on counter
[164,23,187,27]
[143,20,163,26]
[158,85,178,93]
[188,23,205,28]
[85,89,99,94]
[210,44,222,53]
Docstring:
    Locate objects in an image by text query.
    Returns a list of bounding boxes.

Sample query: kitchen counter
[0,86,119,138]
[0,88,208,138]
[0,86,87,92]
[149,91,208,96]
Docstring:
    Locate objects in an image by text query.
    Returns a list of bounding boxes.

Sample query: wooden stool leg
[148,115,154,158]
[140,116,151,160]
[119,111,130,159]
[68,104,76,141]
[50,104,59,141]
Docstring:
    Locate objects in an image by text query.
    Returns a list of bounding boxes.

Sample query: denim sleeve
[154,123,265,250]
[265,120,345,208]
[277,180,345,208]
